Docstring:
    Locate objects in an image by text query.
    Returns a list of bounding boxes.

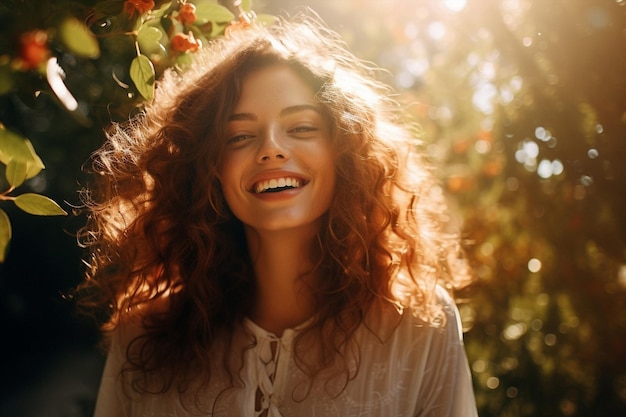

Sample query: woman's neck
[245,226,319,336]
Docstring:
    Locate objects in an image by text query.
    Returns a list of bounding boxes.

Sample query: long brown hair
[77,13,470,405]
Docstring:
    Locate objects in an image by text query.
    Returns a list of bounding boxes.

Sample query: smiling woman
[76,12,477,417]
[220,64,336,237]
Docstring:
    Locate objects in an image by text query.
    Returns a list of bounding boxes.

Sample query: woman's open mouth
[253,177,307,194]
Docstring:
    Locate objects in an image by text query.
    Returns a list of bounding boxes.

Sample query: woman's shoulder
[401,286,463,340]
[104,296,171,348]
[363,285,464,349]
[359,288,469,386]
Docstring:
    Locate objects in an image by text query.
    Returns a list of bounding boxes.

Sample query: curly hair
[77,13,470,407]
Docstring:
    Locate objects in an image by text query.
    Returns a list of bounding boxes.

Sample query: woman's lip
[252,185,304,200]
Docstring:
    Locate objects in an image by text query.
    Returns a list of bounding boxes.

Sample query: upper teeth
[255,177,301,193]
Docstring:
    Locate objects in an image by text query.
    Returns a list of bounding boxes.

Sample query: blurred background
[1,0,625,416]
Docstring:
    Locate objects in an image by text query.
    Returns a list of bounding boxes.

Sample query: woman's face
[219,64,336,234]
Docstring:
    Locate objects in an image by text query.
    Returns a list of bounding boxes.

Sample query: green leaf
[210,22,229,38]
[6,159,27,188]
[151,0,175,19]
[0,127,45,179]
[175,52,194,69]
[137,25,164,55]
[130,54,155,100]
[240,0,252,12]
[59,16,101,59]
[256,14,277,27]
[14,193,67,216]
[194,3,235,25]
[0,208,10,263]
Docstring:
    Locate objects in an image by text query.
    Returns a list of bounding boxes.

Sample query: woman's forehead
[232,64,319,111]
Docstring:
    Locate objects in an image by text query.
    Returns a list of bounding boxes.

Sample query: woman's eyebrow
[228,112,256,122]
[280,104,321,117]
[228,104,321,122]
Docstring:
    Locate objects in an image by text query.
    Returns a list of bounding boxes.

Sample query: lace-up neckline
[244,319,305,417]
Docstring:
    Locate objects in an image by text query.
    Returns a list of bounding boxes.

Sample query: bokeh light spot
[515,140,540,169]
[487,376,500,389]
[504,323,527,340]
[396,72,415,89]
[475,139,491,154]
[537,159,552,179]
[427,21,446,40]
[617,265,626,288]
[510,75,523,91]
[581,175,594,187]
[544,333,557,346]
[443,0,467,12]
[506,386,519,398]
[473,359,487,373]
[501,357,519,371]
[534,126,546,140]
[28,175,48,193]
[528,258,542,273]
[480,242,494,256]
[551,160,564,175]
[536,159,564,179]
[523,140,539,158]
[472,82,497,114]
[535,126,552,142]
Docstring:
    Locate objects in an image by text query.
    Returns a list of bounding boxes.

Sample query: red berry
[19,30,50,70]
[123,0,155,17]
[170,32,201,53]
[176,3,197,26]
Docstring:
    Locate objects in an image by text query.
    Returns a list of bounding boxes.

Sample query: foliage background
[1,0,625,416]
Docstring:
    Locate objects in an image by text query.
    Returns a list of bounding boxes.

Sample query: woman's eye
[227,134,252,144]
[290,125,318,135]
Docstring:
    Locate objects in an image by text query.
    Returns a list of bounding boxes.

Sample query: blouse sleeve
[413,287,478,417]
[93,327,130,417]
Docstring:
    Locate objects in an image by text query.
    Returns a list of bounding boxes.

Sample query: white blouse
[94,288,477,417]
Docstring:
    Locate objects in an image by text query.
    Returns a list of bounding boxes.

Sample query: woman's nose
[256,128,288,162]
